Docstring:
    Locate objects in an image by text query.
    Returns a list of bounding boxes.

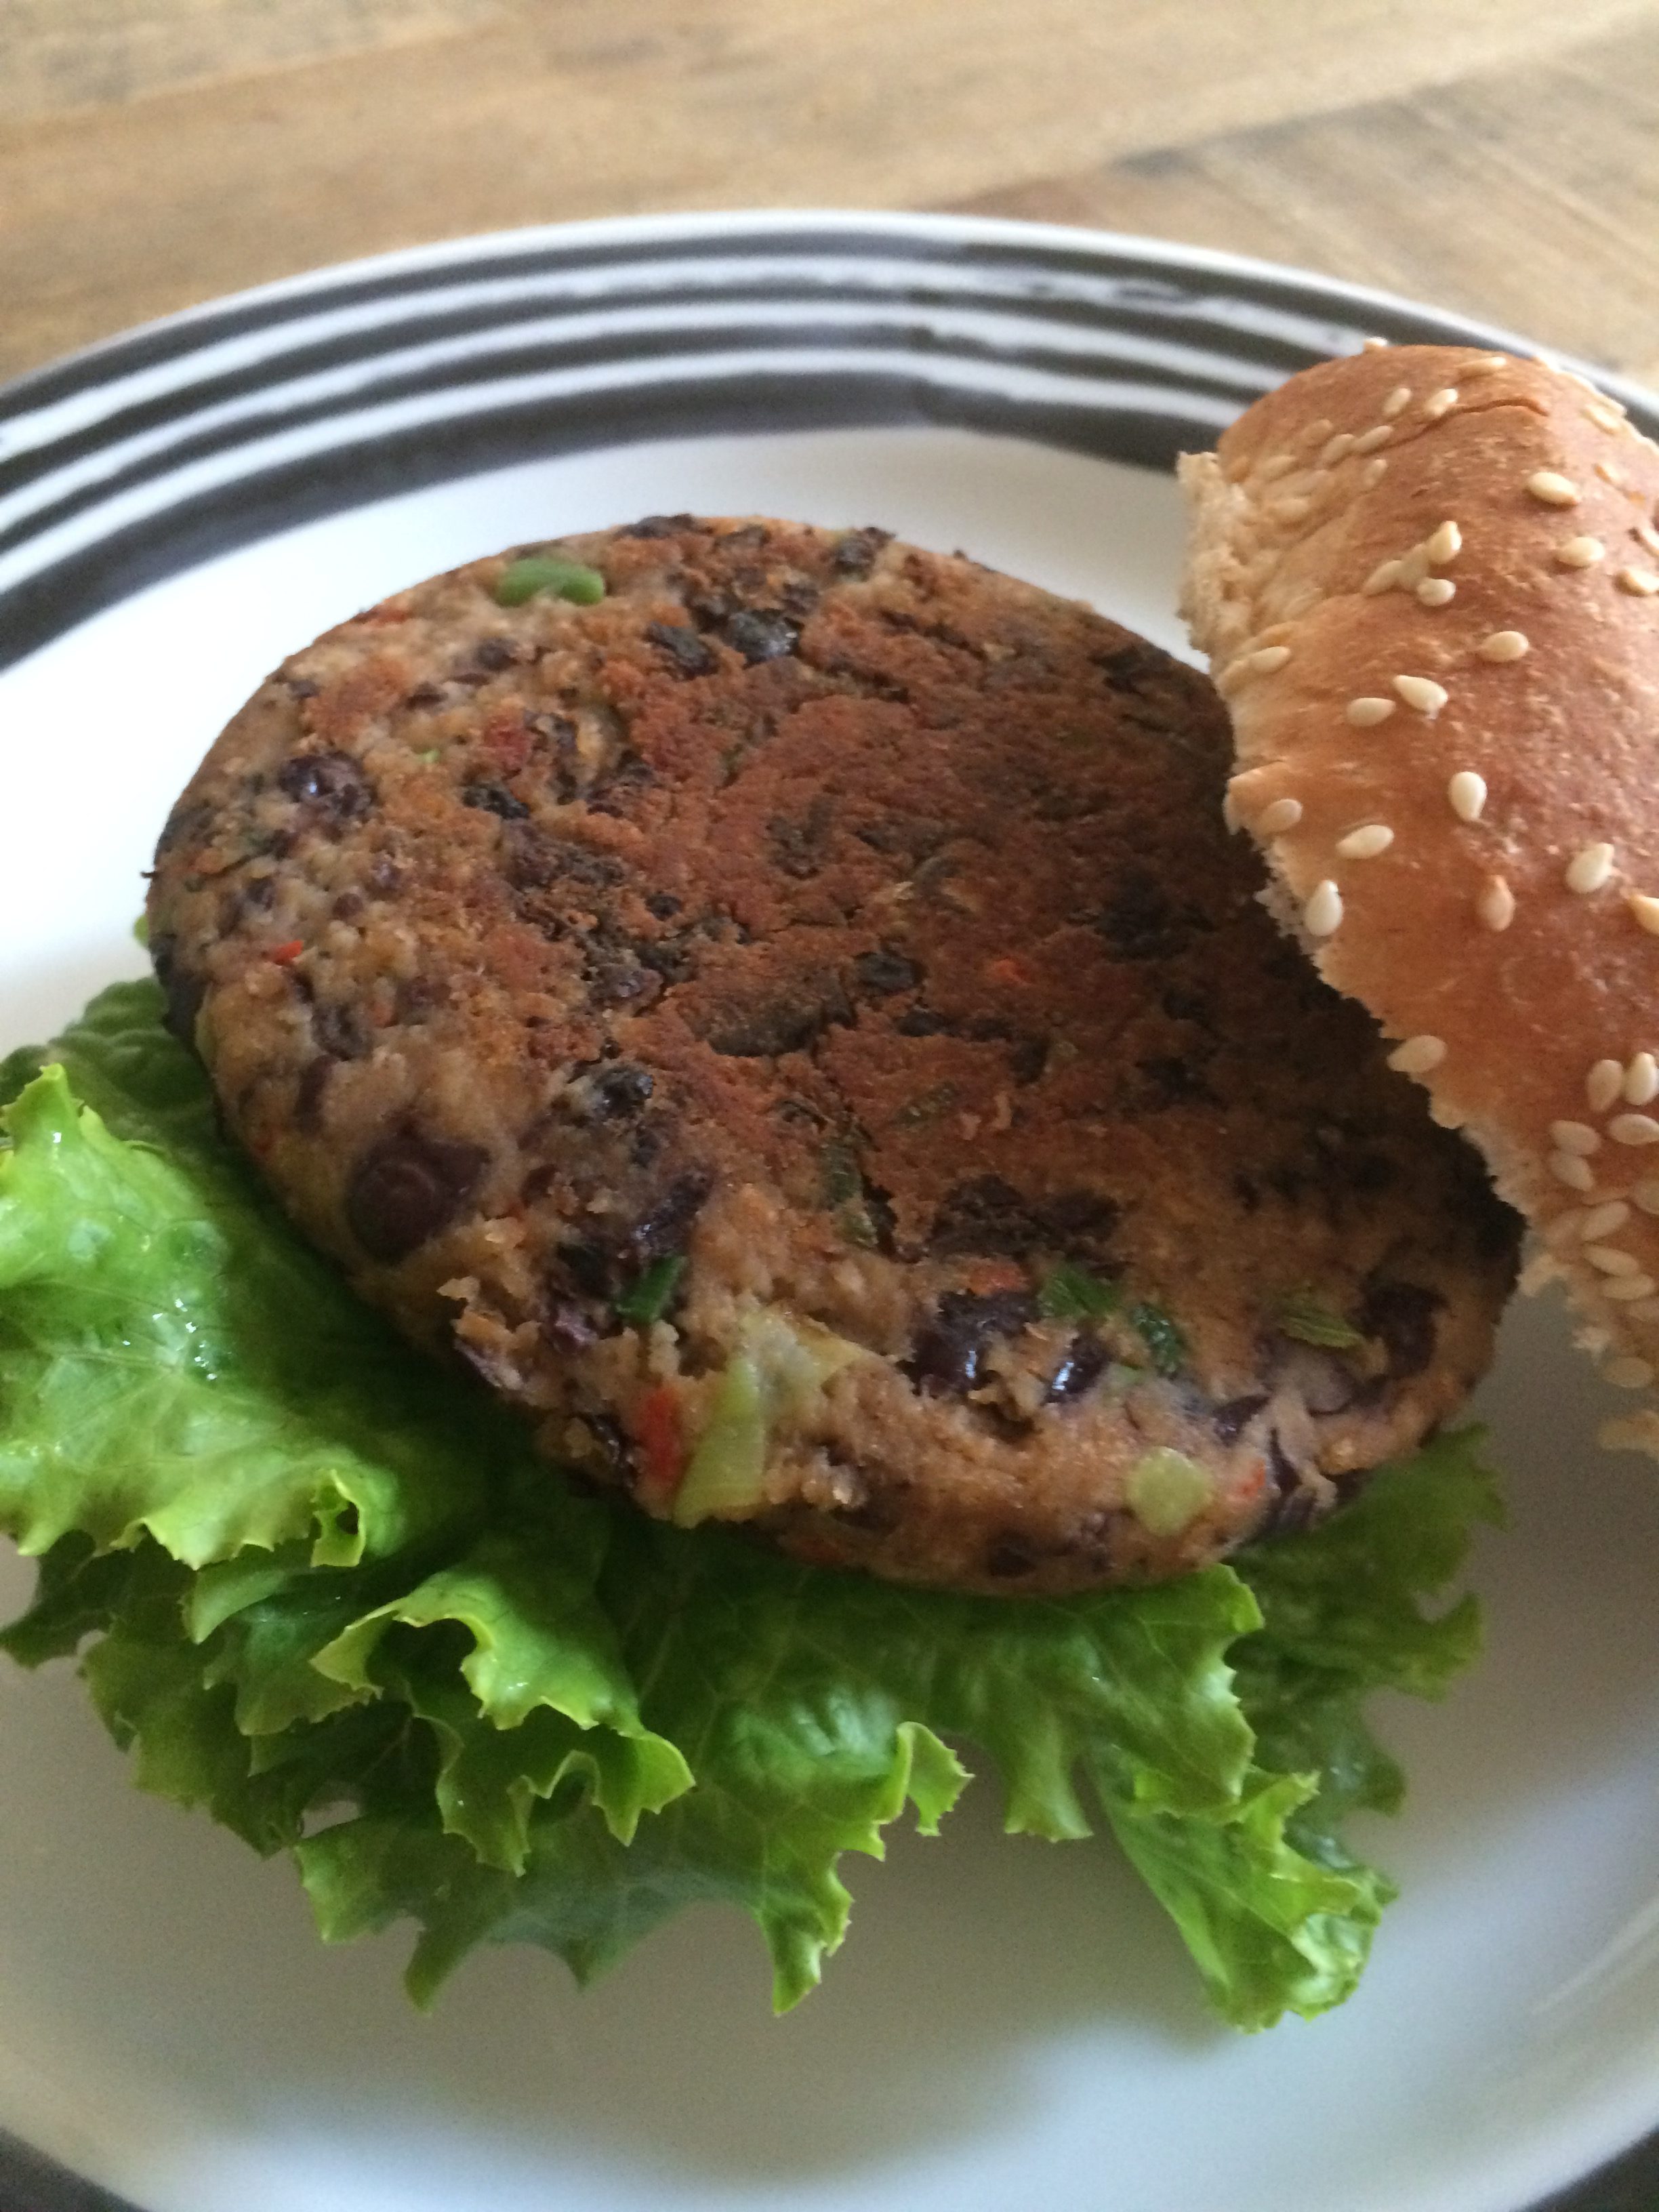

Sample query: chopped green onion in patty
[494,555,607,608]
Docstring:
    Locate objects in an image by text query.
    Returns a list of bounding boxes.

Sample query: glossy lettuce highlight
[0,984,1502,2029]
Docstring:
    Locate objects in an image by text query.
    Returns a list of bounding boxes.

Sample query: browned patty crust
[146,517,1519,1595]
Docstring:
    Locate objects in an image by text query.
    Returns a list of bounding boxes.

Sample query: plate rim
[5,205,1656,421]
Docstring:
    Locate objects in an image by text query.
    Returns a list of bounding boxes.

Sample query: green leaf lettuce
[0,983,1502,2030]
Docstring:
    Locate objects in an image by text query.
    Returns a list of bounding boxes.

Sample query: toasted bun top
[1179,343,1659,1452]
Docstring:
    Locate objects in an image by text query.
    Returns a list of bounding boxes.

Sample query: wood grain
[955,18,1659,386]
[1,0,1656,384]
[0,0,502,124]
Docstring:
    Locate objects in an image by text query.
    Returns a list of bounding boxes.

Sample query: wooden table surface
[3,0,1659,393]
[4,9,1659,2212]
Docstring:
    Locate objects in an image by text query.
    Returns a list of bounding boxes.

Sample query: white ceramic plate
[2,211,1658,2212]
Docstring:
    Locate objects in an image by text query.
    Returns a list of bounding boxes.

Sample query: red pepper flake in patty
[268,939,305,965]
[986,956,1032,987]
[634,1382,687,1498]
[480,707,533,774]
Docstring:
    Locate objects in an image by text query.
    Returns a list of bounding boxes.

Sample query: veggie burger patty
[146,517,1519,1594]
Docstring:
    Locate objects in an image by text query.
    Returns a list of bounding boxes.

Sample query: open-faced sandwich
[19,411,1629,2024]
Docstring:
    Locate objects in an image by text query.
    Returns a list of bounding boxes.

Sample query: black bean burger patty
[146,517,1519,1595]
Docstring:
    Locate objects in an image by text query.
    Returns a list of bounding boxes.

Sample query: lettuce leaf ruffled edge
[0,983,1504,2030]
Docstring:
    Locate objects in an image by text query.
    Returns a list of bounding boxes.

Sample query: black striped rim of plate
[1,209,1656,678]
[2,211,1658,2212]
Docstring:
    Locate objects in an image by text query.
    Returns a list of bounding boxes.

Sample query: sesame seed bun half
[1178,343,1659,1452]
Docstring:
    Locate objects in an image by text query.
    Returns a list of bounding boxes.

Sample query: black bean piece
[644,623,717,678]
[766,796,835,880]
[637,937,694,985]
[588,958,653,1007]
[590,1063,654,1118]
[527,709,577,760]
[150,935,205,1050]
[856,815,948,860]
[623,514,697,539]
[1008,1035,1048,1085]
[878,606,979,656]
[294,1057,332,1134]
[1039,1189,1120,1254]
[706,977,850,1057]
[1349,1151,1397,1193]
[1095,868,1206,962]
[503,825,623,891]
[1258,1432,1322,1538]
[285,678,321,701]
[394,975,442,1025]
[645,891,682,920]
[276,748,375,821]
[929,1179,1118,1263]
[853,949,922,996]
[1265,1486,1320,1539]
[1212,1393,1269,1445]
[906,1288,1038,1395]
[470,638,518,673]
[860,1176,899,1254]
[985,1535,1038,1579]
[463,781,531,821]
[896,1009,949,1038]
[773,1095,827,1130]
[1360,1279,1443,1380]
[930,1178,1037,1258]
[1138,1054,1218,1110]
[587,1411,632,1468]
[1265,1162,1307,1206]
[631,1170,713,1261]
[825,1486,901,1536]
[544,1301,599,1353]
[684,585,739,628]
[1046,1332,1108,1402]
[586,753,655,815]
[1161,985,1211,1025]
[153,798,212,861]
[1090,639,1166,688]
[312,1000,369,1061]
[345,1132,487,1264]
[560,1240,612,1298]
[1267,1430,1300,1491]
[630,1123,663,1168]
[405,682,445,708]
[832,527,893,574]
[723,609,801,665]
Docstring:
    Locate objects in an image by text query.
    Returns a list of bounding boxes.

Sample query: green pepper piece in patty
[1130,1300,1187,1377]
[494,555,607,608]
[1038,1263,1120,1324]
[614,1256,687,1328]
[672,1355,767,1525]
[1276,1290,1366,1351]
